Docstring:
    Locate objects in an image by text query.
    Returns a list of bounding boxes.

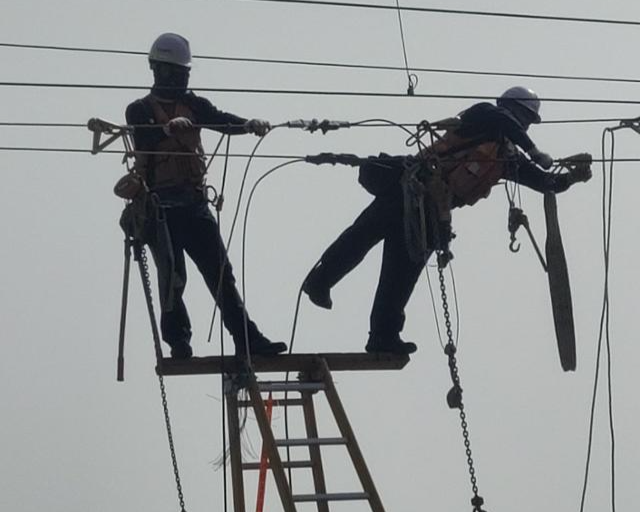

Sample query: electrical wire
[5,81,640,105]
[9,145,640,164]
[579,126,617,512]
[0,118,633,129]
[5,42,640,86]
[241,0,640,27]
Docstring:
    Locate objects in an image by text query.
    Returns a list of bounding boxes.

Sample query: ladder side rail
[246,374,298,512]
[301,388,330,512]
[318,358,386,512]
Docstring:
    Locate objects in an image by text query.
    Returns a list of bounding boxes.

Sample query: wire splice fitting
[286,118,351,134]
[305,152,363,166]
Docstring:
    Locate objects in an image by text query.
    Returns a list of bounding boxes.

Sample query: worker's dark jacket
[124,90,261,350]
[317,102,572,338]
[359,102,572,201]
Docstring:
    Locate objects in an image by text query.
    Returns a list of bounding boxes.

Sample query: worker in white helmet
[123,33,285,359]
[302,87,592,355]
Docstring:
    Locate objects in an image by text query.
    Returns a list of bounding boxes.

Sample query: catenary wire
[241,0,640,27]
[5,42,640,86]
[393,0,417,95]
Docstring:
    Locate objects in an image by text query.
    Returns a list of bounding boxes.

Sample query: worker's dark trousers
[311,193,428,337]
[147,199,260,350]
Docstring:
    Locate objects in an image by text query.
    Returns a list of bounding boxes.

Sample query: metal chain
[438,262,486,512]
[136,242,187,512]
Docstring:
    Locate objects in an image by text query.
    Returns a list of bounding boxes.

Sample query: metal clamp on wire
[305,153,364,166]
[87,117,132,155]
[286,118,351,134]
[618,116,640,134]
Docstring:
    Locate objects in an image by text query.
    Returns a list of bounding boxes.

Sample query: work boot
[302,268,333,310]
[236,334,288,357]
[365,333,417,355]
[170,341,193,360]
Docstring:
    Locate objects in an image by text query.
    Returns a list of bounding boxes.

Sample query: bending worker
[122,33,286,359]
[302,87,592,355]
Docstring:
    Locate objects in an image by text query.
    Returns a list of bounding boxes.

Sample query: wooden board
[157,352,411,376]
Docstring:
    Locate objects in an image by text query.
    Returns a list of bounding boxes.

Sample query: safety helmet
[497,86,541,124]
[148,33,191,68]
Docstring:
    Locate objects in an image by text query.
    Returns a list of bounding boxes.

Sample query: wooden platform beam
[157,352,410,376]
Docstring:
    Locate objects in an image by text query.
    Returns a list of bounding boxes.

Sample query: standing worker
[302,87,592,355]
[122,33,286,359]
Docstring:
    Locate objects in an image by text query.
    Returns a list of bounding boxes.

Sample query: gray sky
[1,1,639,511]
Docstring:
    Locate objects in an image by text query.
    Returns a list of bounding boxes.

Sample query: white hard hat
[497,86,541,123]
[148,33,192,68]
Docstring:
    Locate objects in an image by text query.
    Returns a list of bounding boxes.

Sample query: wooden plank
[157,352,410,376]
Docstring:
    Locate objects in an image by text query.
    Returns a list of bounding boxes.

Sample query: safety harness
[133,94,207,190]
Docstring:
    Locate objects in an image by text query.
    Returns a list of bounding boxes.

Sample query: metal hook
[509,233,521,253]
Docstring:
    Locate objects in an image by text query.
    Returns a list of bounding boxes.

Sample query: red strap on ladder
[255,392,274,512]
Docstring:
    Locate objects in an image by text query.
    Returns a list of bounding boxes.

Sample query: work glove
[528,146,554,170]
[164,116,193,135]
[566,153,593,184]
[244,118,271,137]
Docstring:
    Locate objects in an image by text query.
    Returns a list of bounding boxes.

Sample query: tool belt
[401,157,454,264]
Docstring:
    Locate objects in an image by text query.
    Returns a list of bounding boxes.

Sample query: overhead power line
[3,81,640,105]
[1,146,640,164]
[0,147,301,158]
[241,0,640,27]
[0,118,633,129]
[3,42,640,85]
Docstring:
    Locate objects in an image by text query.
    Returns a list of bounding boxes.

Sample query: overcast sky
[2,1,640,511]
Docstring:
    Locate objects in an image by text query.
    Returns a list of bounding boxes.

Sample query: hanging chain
[135,241,187,512]
[438,261,487,512]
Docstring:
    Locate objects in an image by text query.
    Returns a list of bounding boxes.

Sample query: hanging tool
[544,153,591,372]
[507,204,548,271]
[117,237,133,382]
[544,191,576,371]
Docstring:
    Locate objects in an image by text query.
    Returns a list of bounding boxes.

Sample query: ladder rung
[238,398,305,407]
[293,492,369,502]
[275,437,347,447]
[242,460,314,471]
[257,381,325,392]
